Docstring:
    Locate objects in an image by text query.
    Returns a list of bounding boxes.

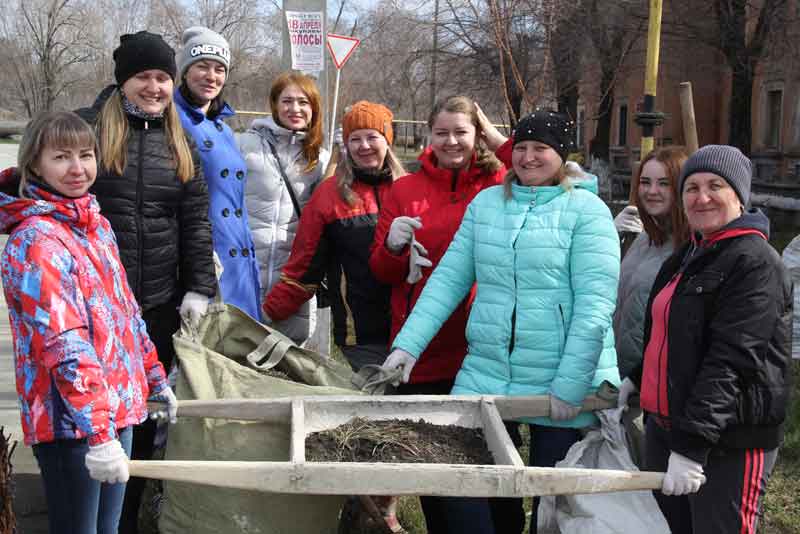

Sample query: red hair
[269,72,324,172]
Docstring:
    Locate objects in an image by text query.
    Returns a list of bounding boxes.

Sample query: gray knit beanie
[680,144,752,206]
[177,26,231,75]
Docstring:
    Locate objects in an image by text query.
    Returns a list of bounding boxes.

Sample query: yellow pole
[639,0,663,158]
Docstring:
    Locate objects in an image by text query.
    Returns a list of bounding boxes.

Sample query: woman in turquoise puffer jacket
[382,110,621,534]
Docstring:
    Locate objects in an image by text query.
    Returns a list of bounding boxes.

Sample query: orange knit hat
[342,101,394,145]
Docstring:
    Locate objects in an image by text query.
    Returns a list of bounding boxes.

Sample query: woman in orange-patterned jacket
[263,101,406,372]
[368,96,508,534]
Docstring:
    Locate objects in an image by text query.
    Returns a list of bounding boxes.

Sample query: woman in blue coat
[174,26,260,319]
[382,111,621,534]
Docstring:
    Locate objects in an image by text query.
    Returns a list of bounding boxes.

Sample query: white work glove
[662,451,706,496]
[149,386,178,424]
[614,205,643,234]
[549,394,581,421]
[381,348,417,384]
[180,291,209,329]
[85,439,129,484]
[407,240,433,284]
[617,377,638,410]
[386,216,422,253]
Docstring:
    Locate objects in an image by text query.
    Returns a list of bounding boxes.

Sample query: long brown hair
[269,72,324,173]
[18,111,97,197]
[631,146,689,247]
[428,96,502,174]
[336,147,406,206]
[96,89,194,182]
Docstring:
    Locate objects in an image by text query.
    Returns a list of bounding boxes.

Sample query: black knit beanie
[512,110,576,162]
[679,145,752,206]
[113,31,177,86]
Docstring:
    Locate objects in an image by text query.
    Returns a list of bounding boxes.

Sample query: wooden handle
[129,460,663,497]
[149,393,616,423]
[679,82,699,154]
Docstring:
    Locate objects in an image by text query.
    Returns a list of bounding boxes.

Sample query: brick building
[575,1,800,183]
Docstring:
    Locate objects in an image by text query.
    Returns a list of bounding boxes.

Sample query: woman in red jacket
[369,95,506,533]
[263,101,405,371]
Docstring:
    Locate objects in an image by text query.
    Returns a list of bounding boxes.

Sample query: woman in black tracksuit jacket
[618,145,792,534]
[78,31,216,534]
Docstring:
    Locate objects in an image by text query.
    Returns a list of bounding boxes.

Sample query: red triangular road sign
[326,33,360,69]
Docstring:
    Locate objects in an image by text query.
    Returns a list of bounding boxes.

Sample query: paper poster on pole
[285,11,324,73]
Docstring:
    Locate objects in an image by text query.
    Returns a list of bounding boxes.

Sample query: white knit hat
[177,26,231,75]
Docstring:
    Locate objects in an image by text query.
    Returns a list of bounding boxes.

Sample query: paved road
[0,143,49,532]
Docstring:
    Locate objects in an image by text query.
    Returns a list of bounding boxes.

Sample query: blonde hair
[18,111,97,197]
[269,72,324,173]
[428,95,502,174]
[502,164,582,199]
[336,147,406,206]
[97,90,194,182]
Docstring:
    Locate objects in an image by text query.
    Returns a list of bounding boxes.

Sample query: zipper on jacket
[558,304,566,346]
[135,127,145,302]
[450,169,458,192]
[372,185,381,210]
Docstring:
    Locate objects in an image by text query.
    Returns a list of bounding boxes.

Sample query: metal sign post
[326,33,360,152]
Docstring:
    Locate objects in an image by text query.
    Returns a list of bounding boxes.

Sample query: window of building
[618,104,628,146]
[764,89,782,149]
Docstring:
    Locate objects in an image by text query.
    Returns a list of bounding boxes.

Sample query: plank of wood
[161,394,615,423]
[129,460,664,497]
[290,399,305,463]
[480,400,524,467]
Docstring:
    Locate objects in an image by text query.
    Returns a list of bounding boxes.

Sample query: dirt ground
[306,417,494,465]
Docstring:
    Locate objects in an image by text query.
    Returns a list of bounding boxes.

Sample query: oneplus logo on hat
[190,44,230,62]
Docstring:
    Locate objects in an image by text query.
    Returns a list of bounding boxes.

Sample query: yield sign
[326,33,360,69]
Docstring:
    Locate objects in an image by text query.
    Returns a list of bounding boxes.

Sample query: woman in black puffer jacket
[78,31,215,534]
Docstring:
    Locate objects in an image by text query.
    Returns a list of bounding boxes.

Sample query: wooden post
[679,82,699,154]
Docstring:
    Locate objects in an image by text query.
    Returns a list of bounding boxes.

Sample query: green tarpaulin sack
[159,304,360,534]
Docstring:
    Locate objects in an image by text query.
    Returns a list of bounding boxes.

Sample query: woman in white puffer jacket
[238,72,329,343]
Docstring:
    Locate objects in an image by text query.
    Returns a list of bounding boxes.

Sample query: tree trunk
[727,58,754,153]
[590,66,615,161]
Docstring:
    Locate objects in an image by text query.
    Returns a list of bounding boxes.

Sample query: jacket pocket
[680,269,725,296]
[555,304,567,349]
[736,384,788,426]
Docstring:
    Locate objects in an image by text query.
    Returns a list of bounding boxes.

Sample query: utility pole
[634,0,665,161]
[281,0,329,139]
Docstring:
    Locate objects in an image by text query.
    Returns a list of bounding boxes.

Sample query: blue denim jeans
[33,425,133,534]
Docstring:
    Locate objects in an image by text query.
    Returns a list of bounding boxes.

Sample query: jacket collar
[173,87,234,124]
[0,168,100,234]
[249,116,306,147]
[509,174,600,205]
[417,147,485,188]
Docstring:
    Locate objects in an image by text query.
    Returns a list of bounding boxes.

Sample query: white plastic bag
[781,235,800,359]
[538,408,669,534]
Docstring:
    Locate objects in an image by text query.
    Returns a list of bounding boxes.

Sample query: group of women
[0,23,790,534]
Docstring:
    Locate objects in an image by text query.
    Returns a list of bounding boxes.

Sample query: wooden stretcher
[129,394,664,497]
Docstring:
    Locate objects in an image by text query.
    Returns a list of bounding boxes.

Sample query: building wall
[576,0,800,181]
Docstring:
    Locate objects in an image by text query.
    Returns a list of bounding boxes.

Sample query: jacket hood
[0,167,100,234]
[693,207,770,245]
[248,115,307,147]
[75,84,118,126]
[173,87,234,123]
